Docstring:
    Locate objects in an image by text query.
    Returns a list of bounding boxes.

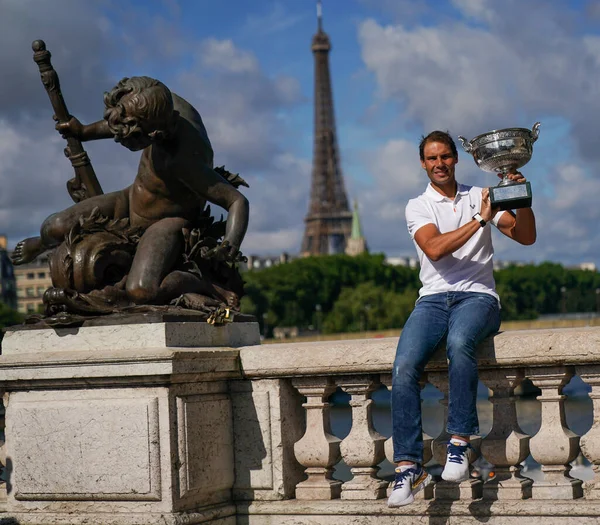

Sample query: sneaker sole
[441,469,470,483]
[387,472,432,508]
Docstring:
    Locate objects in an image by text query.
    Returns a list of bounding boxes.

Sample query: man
[11,76,249,306]
[387,130,536,507]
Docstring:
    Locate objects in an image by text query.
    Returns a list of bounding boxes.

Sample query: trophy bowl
[458,123,540,183]
[457,123,540,210]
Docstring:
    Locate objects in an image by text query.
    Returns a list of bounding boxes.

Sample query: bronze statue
[12,41,251,326]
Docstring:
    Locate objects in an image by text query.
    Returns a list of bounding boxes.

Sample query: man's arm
[495,172,537,245]
[497,208,536,245]
[415,221,482,262]
[414,188,495,261]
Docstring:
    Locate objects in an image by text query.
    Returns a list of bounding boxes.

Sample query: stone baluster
[336,375,387,499]
[0,392,5,503]
[292,377,342,499]
[576,365,600,498]
[428,371,482,500]
[381,373,434,500]
[479,368,532,499]
[528,367,583,499]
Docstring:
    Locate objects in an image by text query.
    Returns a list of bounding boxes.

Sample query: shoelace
[447,442,470,464]
[393,467,418,489]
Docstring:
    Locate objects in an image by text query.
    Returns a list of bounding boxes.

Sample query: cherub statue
[13,74,250,322]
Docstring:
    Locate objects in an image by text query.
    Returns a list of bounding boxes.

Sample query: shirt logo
[470,204,476,209]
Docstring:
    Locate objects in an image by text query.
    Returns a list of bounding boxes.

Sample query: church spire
[350,200,363,240]
[345,200,368,256]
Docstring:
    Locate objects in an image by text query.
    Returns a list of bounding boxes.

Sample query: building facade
[12,253,52,314]
[0,235,17,310]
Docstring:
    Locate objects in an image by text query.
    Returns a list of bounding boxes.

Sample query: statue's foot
[175,293,222,312]
[222,290,240,309]
[11,237,45,265]
[213,285,240,309]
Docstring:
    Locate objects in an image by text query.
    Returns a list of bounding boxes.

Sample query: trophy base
[489,181,532,210]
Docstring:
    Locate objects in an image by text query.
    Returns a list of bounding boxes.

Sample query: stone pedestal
[230,378,305,501]
[0,319,260,525]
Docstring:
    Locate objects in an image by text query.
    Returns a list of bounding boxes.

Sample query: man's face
[420,141,458,189]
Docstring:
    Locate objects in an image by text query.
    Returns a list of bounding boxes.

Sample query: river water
[329,376,594,483]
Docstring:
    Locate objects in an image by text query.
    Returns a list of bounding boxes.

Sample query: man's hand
[480,188,499,223]
[497,170,527,184]
[55,115,85,140]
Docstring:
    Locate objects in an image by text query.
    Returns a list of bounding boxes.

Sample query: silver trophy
[458,122,540,210]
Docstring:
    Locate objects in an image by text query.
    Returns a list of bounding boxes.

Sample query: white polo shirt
[405,182,505,302]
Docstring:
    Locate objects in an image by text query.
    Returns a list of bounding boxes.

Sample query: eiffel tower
[300,0,352,257]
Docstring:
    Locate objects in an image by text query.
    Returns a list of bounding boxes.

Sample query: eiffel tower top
[312,0,331,52]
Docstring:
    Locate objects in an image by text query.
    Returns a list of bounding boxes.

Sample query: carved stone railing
[0,397,5,511]
[2,325,600,523]
[234,326,600,523]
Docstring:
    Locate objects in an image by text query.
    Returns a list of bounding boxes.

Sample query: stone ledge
[2,321,260,355]
[0,347,242,387]
[240,499,600,522]
[0,504,236,524]
[239,326,600,378]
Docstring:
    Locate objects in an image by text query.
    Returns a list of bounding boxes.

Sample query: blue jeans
[391,292,500,464]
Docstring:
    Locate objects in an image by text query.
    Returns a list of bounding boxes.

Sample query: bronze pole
[32,39,103,202]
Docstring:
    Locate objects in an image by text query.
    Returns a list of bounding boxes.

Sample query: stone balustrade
[235,326,600,523]
[2,324,600,523]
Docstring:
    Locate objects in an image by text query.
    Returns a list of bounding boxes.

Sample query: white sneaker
[441,439,471,482]
[387,465,432,507]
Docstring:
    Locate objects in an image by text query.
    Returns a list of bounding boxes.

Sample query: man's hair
[103,76,177,142]
[419,130,457,161]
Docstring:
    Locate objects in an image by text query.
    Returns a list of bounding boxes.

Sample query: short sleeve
[491,210,506,228]
[405,199,434,239]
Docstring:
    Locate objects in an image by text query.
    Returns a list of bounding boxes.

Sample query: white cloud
[242,227,304,255]
[451,0,494,22]
[244,152,311,232]
[359,19,520,134]
[177,38,303,177]
[199,39,259,74]
[354,2,600,267]
[242,3,306,36]
[583,35,600,67]
[357,4,600,162]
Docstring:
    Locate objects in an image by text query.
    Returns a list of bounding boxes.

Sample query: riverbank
[263,316,600,344]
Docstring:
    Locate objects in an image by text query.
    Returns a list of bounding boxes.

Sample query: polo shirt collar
[424,182,468,202]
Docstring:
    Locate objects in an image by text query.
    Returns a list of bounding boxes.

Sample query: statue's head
[103,76,179,151]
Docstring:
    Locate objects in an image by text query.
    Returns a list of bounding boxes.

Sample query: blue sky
[2,0,600,267]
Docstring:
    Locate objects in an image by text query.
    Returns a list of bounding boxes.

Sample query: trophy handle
[457,135,473,153]
[531,122,541,142]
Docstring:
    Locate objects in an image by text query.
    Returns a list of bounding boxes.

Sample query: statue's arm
[56,118,113,142]
[181,162,249,250]
[80,119,113,141]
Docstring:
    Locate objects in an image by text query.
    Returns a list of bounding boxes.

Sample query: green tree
[241,253,420,333]
[242,256,600,332]
[494,262,600,320]
[323,282,417,333]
